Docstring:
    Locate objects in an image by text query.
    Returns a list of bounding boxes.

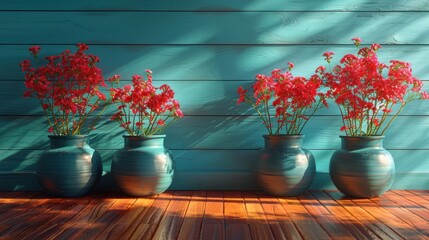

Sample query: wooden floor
[0,191,428,240]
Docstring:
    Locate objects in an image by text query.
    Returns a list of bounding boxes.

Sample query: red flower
[318,37,428,136]
[109,70,183,136]
[157,119,165,126]
[29,46,41,57]
[21,44,107,135]
[237,86,247,105]
[287,62,294,71]
[351,37,362,47]
[323,51,335,63]
[77,43,89,51]
[237,62,327,135]
[108,74,121,84]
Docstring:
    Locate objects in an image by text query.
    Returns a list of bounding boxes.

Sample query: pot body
[330,136,395,198]
[111,135,174,196]
[257,135,316,196]
[37,135,102,197]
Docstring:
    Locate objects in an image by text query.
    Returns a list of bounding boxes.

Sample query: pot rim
[123,134,166,139]
[339,135,384,140]
[263,134,304,138]
[48,135,88,139]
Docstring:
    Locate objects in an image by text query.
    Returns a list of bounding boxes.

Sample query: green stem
[247,97,272,135]
[380,96,413,136]
[264,100,273,134]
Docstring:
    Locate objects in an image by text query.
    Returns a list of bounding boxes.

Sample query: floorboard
[0,190,428,239]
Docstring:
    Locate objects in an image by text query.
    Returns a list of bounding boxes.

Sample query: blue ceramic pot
[258,135,316,196]
[37,135,102,197]
[111,135,174,196]
[330,136,395,198]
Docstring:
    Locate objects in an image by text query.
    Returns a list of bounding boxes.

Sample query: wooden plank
[351,197,427,239]
[4,80,429,116]
[6,45,429,82]
[308,191,381,239]
[242,191,274,239]
[0,195,66,239]
[81,197,138,239]
[405,190,429,208]
[225,223,252,240]
[385,191,429,220]
[1,169,429,193]
[298,191,356,239]
[22,195,100,239]
[200,224,225,240]
[18,198,90,240]
[0,191,41,214]
[410,190,429,201]
[201,191,224,240]
[2,191,429,239]
[2,149,429,176]
[21,198,93,240]
[0,80,249,116]
[177,191,207,240]
[2,12,429,45]
[324,191,403,240]
[0,192,44,236]
[223,191,251,239]
[257,191,302,240]
[1,0,427,11]
[223,191,248,224]
[372,192,429,237]
[129,192,173,239]
[150,191,192,240]
[277,195,331,239]
[1,116,428,150]
[109,196,155,239]
[0,193,58,226]
[47,193,118,239]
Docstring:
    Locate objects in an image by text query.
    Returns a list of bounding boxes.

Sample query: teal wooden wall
[1,0,429,191]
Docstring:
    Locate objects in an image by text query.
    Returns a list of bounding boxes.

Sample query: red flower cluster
[109,70,183,136]
[319,38,429,136]
[20,44,107,135]
[237,63,327,135]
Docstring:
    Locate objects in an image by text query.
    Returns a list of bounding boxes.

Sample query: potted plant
[237,63,327,196]
[108,70,183,196]
[20,44,106,197]
[319,37,429,198]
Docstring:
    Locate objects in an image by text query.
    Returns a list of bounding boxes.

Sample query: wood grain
[321,190,400,239]
[373,192,429,237]
[177,191,206,240]
[201,191,225,239]
[150,191,192,239]
[278,195,331,239]
[297,191,356,240]
[223,191,252,239]
[243,192,274,239]
[1,12,429,45]
[257,191,302,239]
[6,45,429,81]
[1,0,427,11]
[3,80,429,116]
[351,196,426,239]
[0,116,427,150]
[0,191,429,239]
